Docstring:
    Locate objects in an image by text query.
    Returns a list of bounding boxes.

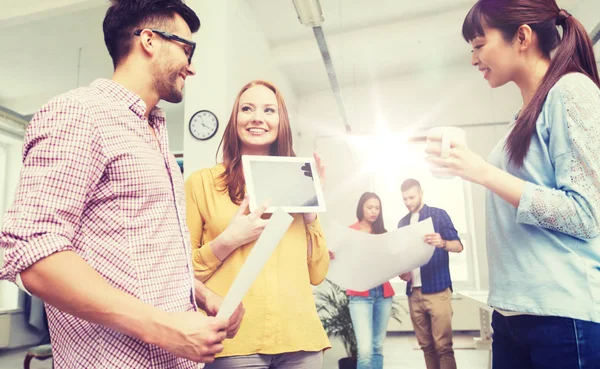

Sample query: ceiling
[0,1,111,114]
[252,0,482,95]
[0,0,597,115]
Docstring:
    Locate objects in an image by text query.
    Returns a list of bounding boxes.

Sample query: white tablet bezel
[242,155,326,213]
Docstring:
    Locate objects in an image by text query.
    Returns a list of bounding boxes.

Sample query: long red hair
[217,80,296,204]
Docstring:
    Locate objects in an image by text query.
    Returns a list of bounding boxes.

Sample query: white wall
[183,0,298,177]
[296,64,521,135]
[1,15,186,153]
[572,0,600,38]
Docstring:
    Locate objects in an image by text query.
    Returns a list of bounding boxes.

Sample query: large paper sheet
[216,208,293,320]
[326,218,436,291]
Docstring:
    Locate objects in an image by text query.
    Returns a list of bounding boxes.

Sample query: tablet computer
[242,155,326,213]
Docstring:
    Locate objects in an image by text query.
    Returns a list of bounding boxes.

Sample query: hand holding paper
[400,272,412,282]
[424,233,444,248]
[211,195,270,261]
[198,287,245,339]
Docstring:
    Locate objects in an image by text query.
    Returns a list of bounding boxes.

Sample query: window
[351,134,479,290]
[0,129,25,311]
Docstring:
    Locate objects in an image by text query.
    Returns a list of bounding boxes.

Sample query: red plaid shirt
[0,79,200,369]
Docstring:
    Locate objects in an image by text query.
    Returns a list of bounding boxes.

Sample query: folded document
[326,218,436,291]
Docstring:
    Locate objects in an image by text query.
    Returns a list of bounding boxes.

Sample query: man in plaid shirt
[0,1,243,368]
[398,179,463,369]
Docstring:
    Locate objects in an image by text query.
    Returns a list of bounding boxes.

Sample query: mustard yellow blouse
[185,164,331,357]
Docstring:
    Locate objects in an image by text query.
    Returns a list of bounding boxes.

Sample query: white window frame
[0,110,27,312]
[363,136,480,292]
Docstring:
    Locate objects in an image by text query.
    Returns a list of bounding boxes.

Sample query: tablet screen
[242,155,326,213]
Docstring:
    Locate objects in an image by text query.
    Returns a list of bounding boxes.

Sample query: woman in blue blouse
[427,1,600,368]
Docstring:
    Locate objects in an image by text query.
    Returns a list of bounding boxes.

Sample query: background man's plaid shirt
[398,204,461,296]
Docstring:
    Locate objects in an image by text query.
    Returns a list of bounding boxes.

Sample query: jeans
[491,311,600,369]
[348,285,393,369]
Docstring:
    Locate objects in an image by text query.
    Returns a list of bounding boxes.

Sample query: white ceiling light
[292,0,324,27]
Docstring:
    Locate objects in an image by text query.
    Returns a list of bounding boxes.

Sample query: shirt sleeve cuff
[15,274,32,296]
[305,215,324,236]
[4,234,76,284]
[197,242,223,271]
[306,216,327,264]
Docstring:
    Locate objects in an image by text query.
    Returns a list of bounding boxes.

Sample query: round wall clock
[189,110,218,140]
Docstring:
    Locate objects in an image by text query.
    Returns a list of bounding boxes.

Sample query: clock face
[189,110,219,140]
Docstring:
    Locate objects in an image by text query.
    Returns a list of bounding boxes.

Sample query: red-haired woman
[185,80,330,368]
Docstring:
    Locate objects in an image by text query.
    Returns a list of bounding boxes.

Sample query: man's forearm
[444,240,463,253]
[20,251,169,345]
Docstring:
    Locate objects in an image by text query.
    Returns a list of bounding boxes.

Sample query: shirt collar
[90,78,167,128]
[420,204,430,217]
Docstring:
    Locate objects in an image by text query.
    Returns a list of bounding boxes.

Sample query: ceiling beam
[591,21,600,45]
[0,105,27,123]
[311,26,351,132]
[0,105,29,137]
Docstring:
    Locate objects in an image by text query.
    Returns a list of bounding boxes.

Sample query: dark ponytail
[462,0,600,167]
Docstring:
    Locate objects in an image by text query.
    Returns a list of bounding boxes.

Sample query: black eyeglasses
[134,29,196,65]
